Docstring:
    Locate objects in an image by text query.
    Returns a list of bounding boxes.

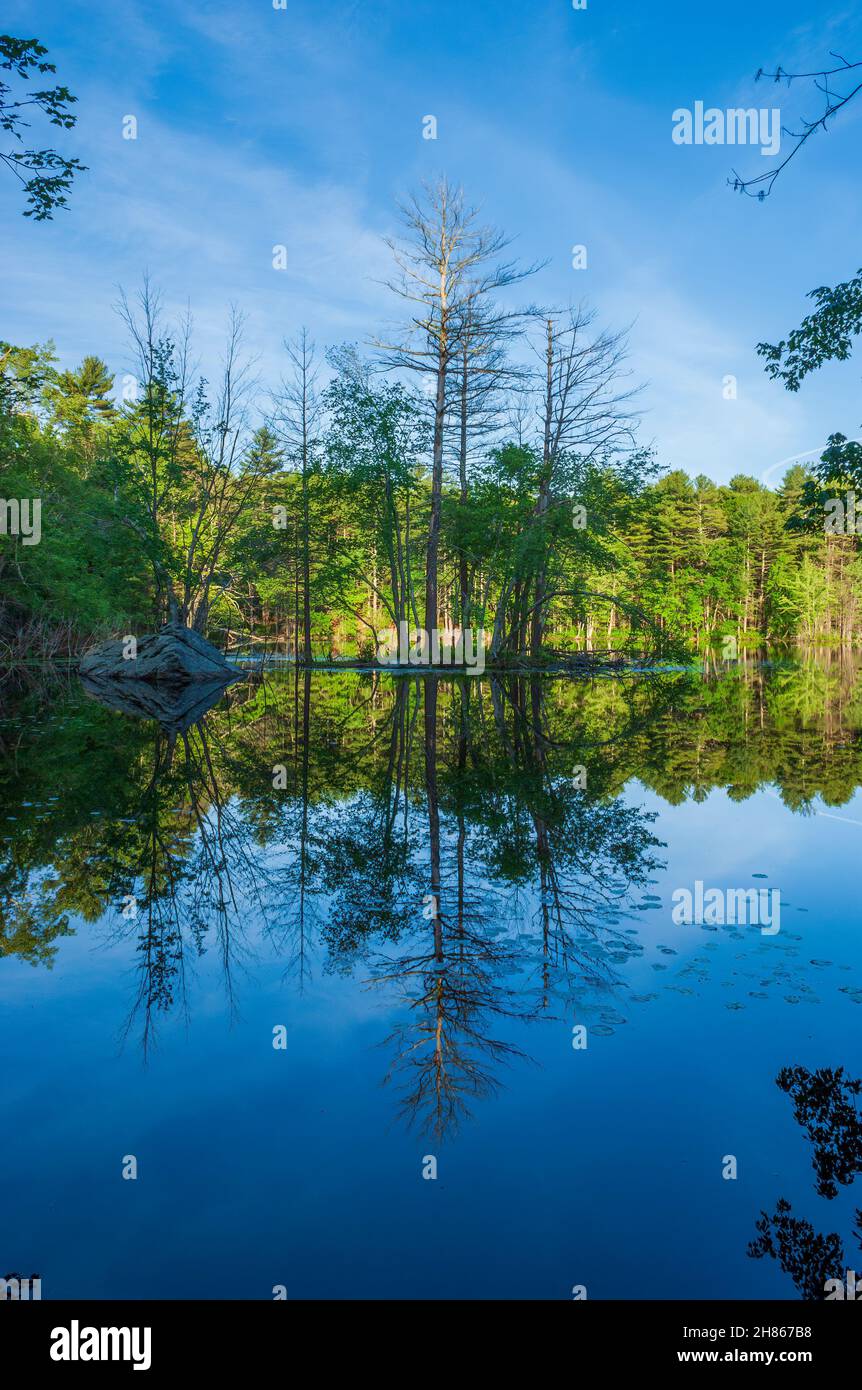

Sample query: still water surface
[1,659,860,1298]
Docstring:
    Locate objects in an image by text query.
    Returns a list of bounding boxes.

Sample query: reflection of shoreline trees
[487,675,659,1014]
[101,689,278,1052]
[4,666,670,1124]
[612,649,862,812]
[777,1065,862,1200]
[3,659,862,1120]
[337,674,665,1135]
[148,731,266,1042]
[749,1066,862,1299]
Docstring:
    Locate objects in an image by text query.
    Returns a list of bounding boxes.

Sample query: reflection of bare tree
[366,676,663,1137]
[748,1065,862,1298]
[371,677,529,1138]
[375,937,527,1138]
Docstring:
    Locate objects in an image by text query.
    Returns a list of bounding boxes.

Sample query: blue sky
[4,0,862,482]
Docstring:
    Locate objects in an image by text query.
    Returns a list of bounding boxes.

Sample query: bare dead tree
[272,329,323,663]
[528,305,641,656]
[374,178,540,633]
[445,295,531,628]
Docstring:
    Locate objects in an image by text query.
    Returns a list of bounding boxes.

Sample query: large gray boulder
[79,623,240,685]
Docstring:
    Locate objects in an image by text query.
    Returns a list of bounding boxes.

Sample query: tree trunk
[425,350,447,635]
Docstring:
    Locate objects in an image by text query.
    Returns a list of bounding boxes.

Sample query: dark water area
[1,657,860,1299]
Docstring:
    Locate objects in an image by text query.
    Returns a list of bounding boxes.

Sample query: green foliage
[0,34,86,218]
[0,342,150,650]
[2,324,860,661]
[758,270,862,390]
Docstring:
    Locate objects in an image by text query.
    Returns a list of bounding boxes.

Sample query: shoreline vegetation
[3,181,862,678]
[0,643,851,680]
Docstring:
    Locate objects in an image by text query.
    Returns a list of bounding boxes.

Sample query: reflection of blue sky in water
[1,676,860,1299]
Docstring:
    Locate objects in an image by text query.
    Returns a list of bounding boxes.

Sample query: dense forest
[2,182,862,667]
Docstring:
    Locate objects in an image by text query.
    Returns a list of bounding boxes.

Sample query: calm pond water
[1,657,860,1300]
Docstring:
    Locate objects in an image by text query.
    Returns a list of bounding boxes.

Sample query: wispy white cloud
[1,103,394,385]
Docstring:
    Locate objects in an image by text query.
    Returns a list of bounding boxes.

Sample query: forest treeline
[2,182,861,664]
